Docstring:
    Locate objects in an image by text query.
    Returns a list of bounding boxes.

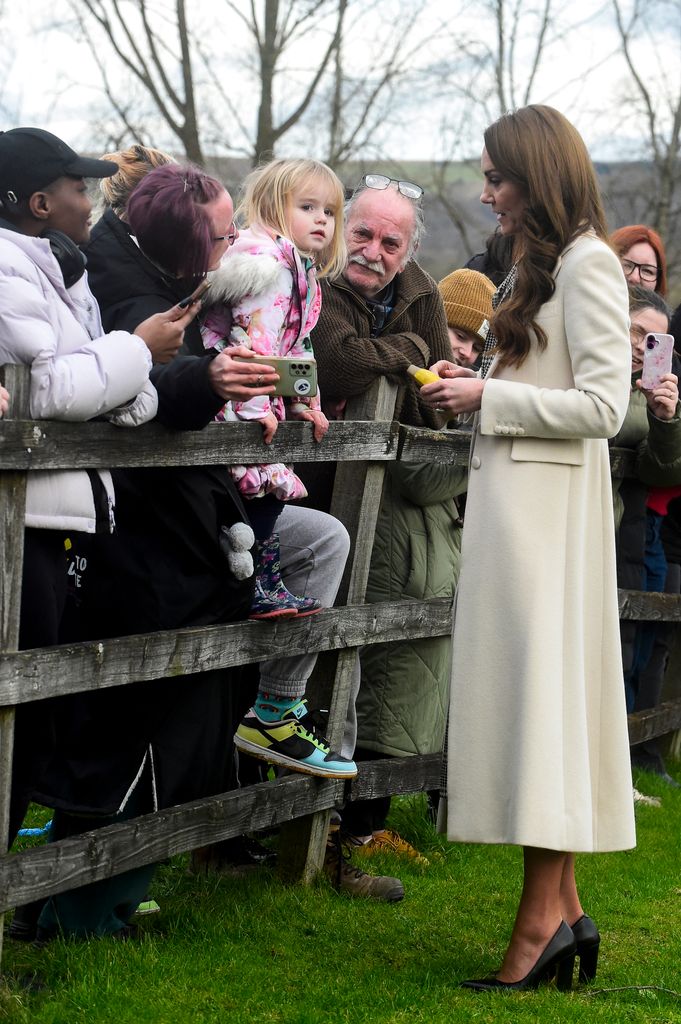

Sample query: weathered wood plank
[0,419,399,470]
[331,380,399,606]
[0,599,454,706]
[628,698,681,745]
[0,774,346,911]
[280,379,399,882]
[398,430,638,479]
[346,753,442,800]
[618,589,681,621]
[1,587,678,707]
[0,754,443,911]
[398,425,472,466]
[0,365,31,961]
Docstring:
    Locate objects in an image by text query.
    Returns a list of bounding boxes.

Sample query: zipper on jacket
[86,470,115,533]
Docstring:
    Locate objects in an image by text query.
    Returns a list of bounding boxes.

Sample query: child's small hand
[290,407,329,442]
[261,411,279,444]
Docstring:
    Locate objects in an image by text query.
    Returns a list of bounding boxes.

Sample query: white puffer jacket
[0,228,157,532]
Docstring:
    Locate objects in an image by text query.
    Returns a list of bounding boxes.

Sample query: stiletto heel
[571,914,600,982]
[461,921,577,992]
[555,951,576,991]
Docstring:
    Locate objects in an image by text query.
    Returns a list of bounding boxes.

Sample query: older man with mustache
[305,175,463,901]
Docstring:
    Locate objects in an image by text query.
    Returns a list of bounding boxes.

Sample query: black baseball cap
[0,127,118,205]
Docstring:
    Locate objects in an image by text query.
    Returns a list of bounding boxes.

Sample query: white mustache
[350,254,384,273]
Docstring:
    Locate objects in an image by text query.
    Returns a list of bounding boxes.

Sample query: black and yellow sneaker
[234,699,357,779]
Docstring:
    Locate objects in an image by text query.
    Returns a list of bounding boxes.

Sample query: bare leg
[497,846,568,982]
[559,853,584,927]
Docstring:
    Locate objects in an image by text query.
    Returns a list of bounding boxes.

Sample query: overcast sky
[3,0,678,163]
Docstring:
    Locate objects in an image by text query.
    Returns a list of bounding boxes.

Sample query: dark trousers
[10,529,69,844]
[631,561,681,773]
[36,766,157,938]
[624,510,668,713]
[341,747,392,836]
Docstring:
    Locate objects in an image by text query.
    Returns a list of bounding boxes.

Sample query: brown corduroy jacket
[311,259,451,429]
[299,260,451,511]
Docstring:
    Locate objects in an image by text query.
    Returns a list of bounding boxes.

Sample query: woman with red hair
[610,224,667,296]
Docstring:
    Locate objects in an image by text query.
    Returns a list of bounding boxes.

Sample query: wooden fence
[0,364,680,966]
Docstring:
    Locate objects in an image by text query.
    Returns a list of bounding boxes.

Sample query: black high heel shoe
[571,914,600,982]
[461,921,577,992]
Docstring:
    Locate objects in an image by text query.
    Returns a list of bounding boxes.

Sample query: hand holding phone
[641,332,674,390]
[234,354,318,398]
[178,278,210,309]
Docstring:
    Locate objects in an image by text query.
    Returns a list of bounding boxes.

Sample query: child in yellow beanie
[437,268,495,369]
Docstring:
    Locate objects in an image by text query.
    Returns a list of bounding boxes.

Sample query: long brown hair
[485,105,609,367]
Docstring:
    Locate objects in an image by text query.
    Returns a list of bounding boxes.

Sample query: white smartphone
[641,332,674,390]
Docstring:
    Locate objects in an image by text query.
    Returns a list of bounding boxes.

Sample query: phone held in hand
[641,332,674,391]
[235,354,318,398]
[177,278,210,309]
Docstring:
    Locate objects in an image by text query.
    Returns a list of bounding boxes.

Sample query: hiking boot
[249,534,323,619]
[354,828,430,866]
[324,828,404,902]
[234,699,357,779]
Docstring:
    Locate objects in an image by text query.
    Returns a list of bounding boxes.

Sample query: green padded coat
[356,459,467,757]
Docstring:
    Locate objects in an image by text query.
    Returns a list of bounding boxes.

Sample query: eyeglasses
[621,258,658,283]
[361,173,424,200]
[213,223,238,245]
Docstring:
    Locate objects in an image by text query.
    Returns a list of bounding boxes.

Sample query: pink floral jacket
[202,227,322,501]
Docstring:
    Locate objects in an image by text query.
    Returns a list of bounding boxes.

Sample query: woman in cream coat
[422,106,636,992]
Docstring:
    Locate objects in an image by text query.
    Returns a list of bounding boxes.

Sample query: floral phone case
[641,332,674,390]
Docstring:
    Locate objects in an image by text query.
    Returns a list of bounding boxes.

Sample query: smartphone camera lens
[646,336,657,350]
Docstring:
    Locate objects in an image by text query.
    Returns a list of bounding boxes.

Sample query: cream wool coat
[445,233,637,852]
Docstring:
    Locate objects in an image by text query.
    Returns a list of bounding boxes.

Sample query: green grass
[2,768,681,1024]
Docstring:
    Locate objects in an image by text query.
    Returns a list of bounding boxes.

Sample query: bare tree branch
[611,0,681,244]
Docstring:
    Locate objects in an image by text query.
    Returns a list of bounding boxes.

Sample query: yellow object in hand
[407,364,440,387]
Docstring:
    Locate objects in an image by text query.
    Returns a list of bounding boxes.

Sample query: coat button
[471,455,481,469]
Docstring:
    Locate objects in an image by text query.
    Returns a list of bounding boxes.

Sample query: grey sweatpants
[259,504,350,700]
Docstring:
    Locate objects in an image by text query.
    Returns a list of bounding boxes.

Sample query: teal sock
[253,692,306,723]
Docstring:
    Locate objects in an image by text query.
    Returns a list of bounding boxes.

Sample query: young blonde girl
[202,159,356,779]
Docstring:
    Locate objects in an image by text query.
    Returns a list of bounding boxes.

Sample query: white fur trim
[205,252,281,306]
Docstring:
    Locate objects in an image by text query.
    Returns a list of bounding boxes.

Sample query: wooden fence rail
[0,364,679,964]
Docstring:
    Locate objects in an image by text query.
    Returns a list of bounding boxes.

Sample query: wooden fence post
[277,378,397,882]
[0,365,30,964]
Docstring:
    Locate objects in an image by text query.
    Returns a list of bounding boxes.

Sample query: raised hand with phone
[638,330,678,420]
[631,305,679,421]
[133,298,202,364]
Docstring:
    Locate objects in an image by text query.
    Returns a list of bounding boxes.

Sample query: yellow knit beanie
[438,269,495,342]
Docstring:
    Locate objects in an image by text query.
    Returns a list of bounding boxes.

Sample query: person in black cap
[0,127,199,852]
